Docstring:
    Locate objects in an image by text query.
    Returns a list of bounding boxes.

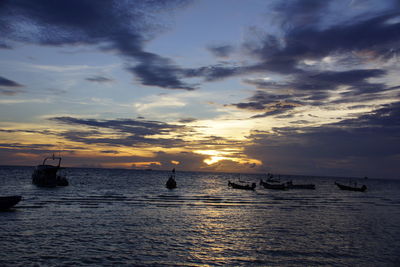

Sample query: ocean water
[1,166,400,266]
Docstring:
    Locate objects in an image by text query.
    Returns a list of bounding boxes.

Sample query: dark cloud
[4,0,397,93]
[207,44,235,58]
[334,102,400,129]
[233,67,390,116]
[178,118,197,123]
[229,90,301,118]
[0,129,52,135]
[248,11,400,74]
[50,116,189,147]
[51,116,184,133]
[0,143,51,150]
[0,42,12,49]
[100,150,119,154]
[46,116,241,151]
[188,1,399,96]
[184,63,244,81]
[127,53,196,90]
[85,76,114,83]
[0,142,77,166]
[296,69,386,91]
[0,0,193,90]
[59,129,186,147]
[245,69,387,93]
[245,102,400,178]
[0,76,24,95]
[0,88,23,96]
[250,102,298,118]
[0,76,23,87]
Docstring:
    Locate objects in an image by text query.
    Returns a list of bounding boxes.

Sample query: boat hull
[286,182,316,190]
[166,178,177,189]
[228,181,256,190]
[0,196,22,210]
[32,164,69,187]
[32,165,59,187]
[335,182,366,192]
[260,180,287,190]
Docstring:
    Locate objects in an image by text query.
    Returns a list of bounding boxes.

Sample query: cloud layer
[245,101,400,177]
[0,0,194,90]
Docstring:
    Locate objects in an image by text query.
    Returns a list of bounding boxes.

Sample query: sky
[0,0,399,179]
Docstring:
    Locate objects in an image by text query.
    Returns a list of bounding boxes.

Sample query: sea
[1,166,400,266]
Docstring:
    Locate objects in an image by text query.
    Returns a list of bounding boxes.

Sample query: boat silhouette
[166,168,177,189]
[228,181,256,190]
[259,179,287,190]
[0,195,22,210]
[335,182,367,192]
[32,154,69,187]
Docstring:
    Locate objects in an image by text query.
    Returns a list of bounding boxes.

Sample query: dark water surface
[1,166,400,266]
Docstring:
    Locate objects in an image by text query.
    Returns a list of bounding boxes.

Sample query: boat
[166,168,177,189]
[0,195,22,210]
[32,154,69,187]
[259,179,287,190]
[286,181,316,190]
[228,181,256,190]
[335,182,367,192]
[266,173,280,183]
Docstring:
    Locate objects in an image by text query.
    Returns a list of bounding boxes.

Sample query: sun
[194,149,262,166]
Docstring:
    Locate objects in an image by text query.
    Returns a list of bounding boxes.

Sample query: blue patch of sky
[147,0,271,66]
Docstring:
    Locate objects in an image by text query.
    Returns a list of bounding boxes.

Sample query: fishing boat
[259,179,287,190]
[228,181,256,190]
[335,182,367,192]
[286,181,316,190]
[166,168,177,189]
[32,154,69,187]
[0,195,22,210]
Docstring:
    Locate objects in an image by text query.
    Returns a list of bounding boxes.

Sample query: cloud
[0,129,53,135]
[0,76,23,87]
[231,67,391,117]
[85,76,114,83]
[245,101,400,178]
[184,63,244,81]
[127,53,196,90]
[250,102,299,118]
[50,116,190,147]
[100,150,119,154]
[178,118,197,123]
[248,11,400,74]
[0,0,193,90]
[229,90,301,118]
[185,1,400,97]
[0,76,24,95]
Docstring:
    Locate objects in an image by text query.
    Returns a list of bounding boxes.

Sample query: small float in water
[32,154,69,187]
[0,195,22,210]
